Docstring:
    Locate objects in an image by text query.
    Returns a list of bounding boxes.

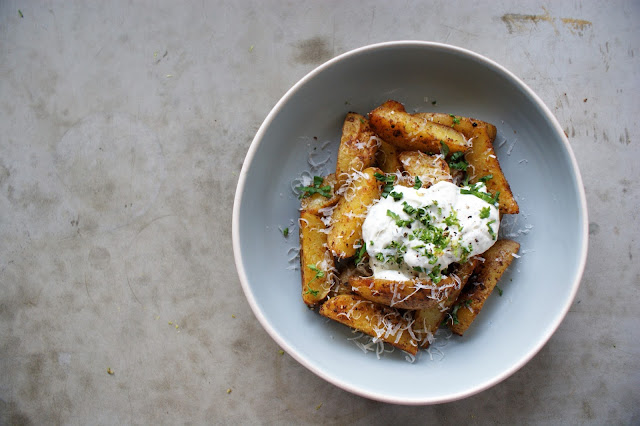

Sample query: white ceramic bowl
[232,41,588,404]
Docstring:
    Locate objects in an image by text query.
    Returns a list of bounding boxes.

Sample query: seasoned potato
[335,113,379,191]
[375,139,402,173]
[319,294,418,355]
[414,112,497,141]
[413,259,479,347]
[300,174,340,215]
[328,265,358,298]
[368,100,468,154]
[416,112,519,214]
[327,167,382,259]
[398,151,453,188]
[449,239,520,335]
[299,210,335,306]
[350,275,449,310]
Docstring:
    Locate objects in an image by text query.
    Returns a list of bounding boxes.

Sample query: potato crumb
[231,314,236,318]
[226,388,232,394]
[278,350,284,355]
[107,368,114,375]
[168,321,173,325]
[315,403,322,410]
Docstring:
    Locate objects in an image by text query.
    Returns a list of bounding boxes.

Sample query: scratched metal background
[0,1,638,424]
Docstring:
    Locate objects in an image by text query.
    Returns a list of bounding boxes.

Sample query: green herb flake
[18,9,24,18]
[480,207,491,219]
[450,304,461,324]
[448,151,468,171]
[390,191,403,201]
[282,227,289,237]
[374,172,395,198]
[439,141,449,158]
[413,176,422,189]
[354,241,367,265]
[487,220,497,240]
[305,288,320,297]
[297,176,331,199]
[387,209,413,227]
[496,285,503,296]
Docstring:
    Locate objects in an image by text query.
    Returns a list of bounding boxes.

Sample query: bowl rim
[232,40,589,405]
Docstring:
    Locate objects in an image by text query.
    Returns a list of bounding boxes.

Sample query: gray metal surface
[1,1,638,424]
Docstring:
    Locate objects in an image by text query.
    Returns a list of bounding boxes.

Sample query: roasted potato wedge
[413,259,479,347]
[319,294,418,355]
[449,239,520,335]
[398,151,453,188]
[300,174,340,215]
[350,261,476,310]
[416,112,518,214]
[414,112,497,141]
[369,100,468,154]
[375,139,402,173]
[335,113,379,191]
[299,210,335,306]
[327,167,382,259]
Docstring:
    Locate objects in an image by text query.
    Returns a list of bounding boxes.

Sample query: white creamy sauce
[362,181,499,282]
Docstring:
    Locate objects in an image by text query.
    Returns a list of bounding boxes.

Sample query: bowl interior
[234,42,586,404]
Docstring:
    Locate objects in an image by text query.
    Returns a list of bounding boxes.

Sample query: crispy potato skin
[369,100,468,154]
[449,239,520,336]
[299,210,335,306]
[319,294,418,355]
[413,259,479,347]
[300,174,340,215]
[335,113,379,191]
[375,139,402,173]
[398,151,452,188]
[327,167,382,259]
[417,112,519,214]
[350,274,451,310]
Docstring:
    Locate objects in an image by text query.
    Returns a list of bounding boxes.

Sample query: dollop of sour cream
[362,181,499,282]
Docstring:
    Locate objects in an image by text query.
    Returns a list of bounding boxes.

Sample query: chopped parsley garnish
[18,9,24,18]
[428,264,443,284]
[304,288,319,297]
[297,176,331,199]
[478,174,493,183]
[413,176,422,189]
[460,182,500,205]
[448,113,461,126]
[439,141,449,158]
[448,151,468,171]
[496,285,503,296]
[480,206,491,219]
[307,264,324,286]
[402,201,416,216]
[387,209,413,227]
[390,191,403,201]
[354,241,367,265]
[374,172,395,198]
[444,209,460,229]
[487,220,497,240]
[449,304,461,324]
[281,227,289,237]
